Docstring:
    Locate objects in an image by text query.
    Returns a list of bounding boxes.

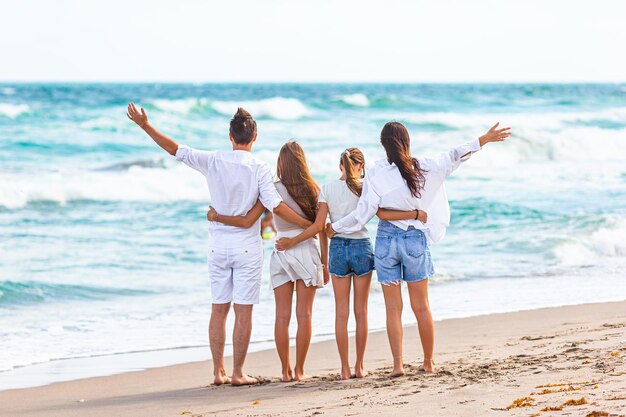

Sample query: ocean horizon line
[1,80,626,85]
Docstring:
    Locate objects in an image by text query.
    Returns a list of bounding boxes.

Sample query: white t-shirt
[319,179,369,239]
[175,145,283,248]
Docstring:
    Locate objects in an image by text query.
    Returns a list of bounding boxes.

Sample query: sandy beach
[1,301,624,417]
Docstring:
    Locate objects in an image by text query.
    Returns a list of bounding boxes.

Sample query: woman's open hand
[127,103,149,129]
[417,210,428,223]
[325,223,336,239]
[479,122,511,146]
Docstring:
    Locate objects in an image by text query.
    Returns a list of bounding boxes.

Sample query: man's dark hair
[229,107,257,145]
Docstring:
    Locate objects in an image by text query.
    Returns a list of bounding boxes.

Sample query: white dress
[269,182,324,289]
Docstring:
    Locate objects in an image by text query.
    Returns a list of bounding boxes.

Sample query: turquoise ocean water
[1,83,625,388]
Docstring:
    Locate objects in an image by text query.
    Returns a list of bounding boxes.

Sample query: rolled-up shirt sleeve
[332,173,381,233]
[175,145,214,176]
[428,138,482,178]
[257,164,282,211]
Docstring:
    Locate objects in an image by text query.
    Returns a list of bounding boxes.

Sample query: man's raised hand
[127,103,149,129]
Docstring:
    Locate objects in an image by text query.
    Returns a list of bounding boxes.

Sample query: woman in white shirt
[276,148,425,380]
[326,121,510,376]
[209,141,327,382]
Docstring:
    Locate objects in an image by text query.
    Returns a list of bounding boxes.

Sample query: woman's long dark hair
[380,122,426,198]
[277,141,320,222]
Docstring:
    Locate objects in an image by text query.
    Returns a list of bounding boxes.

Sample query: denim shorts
[329,237,375,277]
[374,221,434,284]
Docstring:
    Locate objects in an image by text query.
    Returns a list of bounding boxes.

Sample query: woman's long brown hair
[380,122,426,198]
[277,141,320,222]
[340,147,365,197]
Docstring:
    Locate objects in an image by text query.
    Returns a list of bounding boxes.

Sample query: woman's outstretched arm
[432,122,511,178]
[377,208,428,223]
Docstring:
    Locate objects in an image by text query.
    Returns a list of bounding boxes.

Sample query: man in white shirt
[127,104,311,386]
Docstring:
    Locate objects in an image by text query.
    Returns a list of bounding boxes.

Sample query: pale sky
[2,0,625,82]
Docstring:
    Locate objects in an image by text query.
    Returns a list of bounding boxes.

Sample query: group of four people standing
[127,102,511,385]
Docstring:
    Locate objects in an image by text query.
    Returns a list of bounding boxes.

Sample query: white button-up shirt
[176,145,282,247]
[332,139,482,244]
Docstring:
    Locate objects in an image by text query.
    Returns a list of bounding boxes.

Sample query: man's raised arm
[127,103,178,156]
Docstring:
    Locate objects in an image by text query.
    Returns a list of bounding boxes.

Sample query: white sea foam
[553,219,626,267]
[397,107,626,131]
[211,97,311,120]
[146,96,311,120]
[0,103,29,118]
[150,98,208,114]
[1,87,16,95]
[0,165,209,209]
[334,93,370,107]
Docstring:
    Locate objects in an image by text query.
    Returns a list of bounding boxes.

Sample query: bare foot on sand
[293,369,310,381]
[213,370,231,386]
[354,366,368,378]
[280,369,293,382]
[231,374,258,386]
[418,359,435,373]
[340,366,352,380]
[390,366,405,378]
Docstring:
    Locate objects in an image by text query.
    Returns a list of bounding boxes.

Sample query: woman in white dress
[208,141,327,382]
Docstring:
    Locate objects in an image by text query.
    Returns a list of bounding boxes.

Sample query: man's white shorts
[207,242,263,305]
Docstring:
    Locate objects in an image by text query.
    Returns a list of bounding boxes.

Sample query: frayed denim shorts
[374,221,434,285]
[329,237,375,278]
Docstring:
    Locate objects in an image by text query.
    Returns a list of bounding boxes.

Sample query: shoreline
[1,300,624,417]
[2,297,626,392]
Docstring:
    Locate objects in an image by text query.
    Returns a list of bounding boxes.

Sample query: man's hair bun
[230,107,257,145]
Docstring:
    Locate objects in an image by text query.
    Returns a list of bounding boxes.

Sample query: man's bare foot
[231,374,258,386]
[213,370,231,385]
[390,367,405,378]
[280,368,293,382]
[418,359,435,373]
[340,366,352,380]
